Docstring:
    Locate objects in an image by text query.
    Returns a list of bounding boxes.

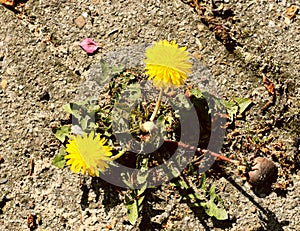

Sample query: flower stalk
[149,88,163,121]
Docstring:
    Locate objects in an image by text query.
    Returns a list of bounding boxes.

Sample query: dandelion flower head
[144,40,192,89]
[65,131,112,177]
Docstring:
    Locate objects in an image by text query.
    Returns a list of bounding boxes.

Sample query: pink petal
[80,38,99,54]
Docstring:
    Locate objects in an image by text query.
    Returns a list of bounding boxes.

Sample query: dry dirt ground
[0,0,299,230]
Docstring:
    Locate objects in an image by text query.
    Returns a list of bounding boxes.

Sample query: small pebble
[0,178,8,184]
[82,12,88,18]
[75,15,86,29]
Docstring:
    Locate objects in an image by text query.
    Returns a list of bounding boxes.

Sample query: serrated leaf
[125,197,139,225]
[63,103,81,119]
[80,115,91,130]
[192,202,202,207]
[198,184,228,220]
[137,183,147,196]
[176,178,189,189]
[121,173,133,188]
[124,194,132,205]
[89,122,97,129]
[100,60,109,81]
[52,148,66,169]
[63,103,73,114]
[175,94,191,109]
[74,100,89,106]
[137,195,145,207]
[53,125,71,142]
[233,97,252,115]
[189,88,204,99]
[184,192,203,201]
[111,64,124,74]
[202,200,228,220]
[166,116,174,124]
[169,182,177,187]
[157,115,165,124]
[209,184,217,201]
[222,100,239,121]
[200,173,207,192]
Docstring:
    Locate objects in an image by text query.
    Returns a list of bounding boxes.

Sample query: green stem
[150,88,163,122]
[111,149,127,161]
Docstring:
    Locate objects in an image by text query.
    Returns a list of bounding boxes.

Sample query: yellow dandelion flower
[65,131,112,177]
[144,40,192,89]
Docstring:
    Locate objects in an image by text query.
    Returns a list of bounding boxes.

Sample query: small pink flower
[80,38,99,54]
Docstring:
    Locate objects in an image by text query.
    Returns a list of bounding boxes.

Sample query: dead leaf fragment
[92,0,99,4]
[262,75,275,95]
[286,5,298,20]
[1,79,7,90]
[0,0,14,7]
[106,224,112,230]
[192,51,202,60]
[273,182,287,190]
[262,75,276,110]
[195,37,203,50]
[27,214,36,229]
[28,158,34,176]
[213,25,231,45]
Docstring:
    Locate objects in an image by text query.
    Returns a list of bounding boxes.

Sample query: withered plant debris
[225,131,298,193]
[27,214,37,229]
[182,0,241,51]
[1,0,28,14]
[0,0,14,7]
[262,74,276,111]
[285,5,298,20]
